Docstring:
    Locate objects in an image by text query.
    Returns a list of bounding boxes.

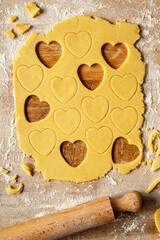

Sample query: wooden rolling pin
[0,191,143,240]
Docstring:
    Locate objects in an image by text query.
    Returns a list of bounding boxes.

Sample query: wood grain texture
[101,43,127,69]
[78,63,103,90]
[0,191,143,240]
[61,141,87,167]
[36,41,62,68]
[25,95,50,122]
[112,137,140,164]
[0,0,160,239]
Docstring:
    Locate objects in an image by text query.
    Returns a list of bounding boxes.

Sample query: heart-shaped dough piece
[82,96,109,122]
[111,74,137,101]
[36,41,62,68]
[51,77,77,103]
[112,137,140,164]
[86,127,113,153]
[65,31,92,58]
[29,129,56,155]
[54,108,81,135]
[17,65,43,92]
[111,107,138,134]
[25,95,50,122]
[102,43,127,69]
[61,140,87,167]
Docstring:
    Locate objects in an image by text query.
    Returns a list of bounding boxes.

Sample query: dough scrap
[6,183,23,194]
[5,29,16,39]
[150,157,160,171]
[145,177,160,193]
[148,130,160,155]
[0,168,9,174]
[155,208,160,233]
[13,16,145,182]
[9,15,18,22]
[26,2,40,18]
[11,175,18,183]
[15,24,30,34]
[21,163,34,176]
[148,160,153,166]
[142,161,147,165]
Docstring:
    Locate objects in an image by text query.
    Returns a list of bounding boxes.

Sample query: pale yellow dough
[145,177,160,193]
[6,183,23,194]
[148,130,160,155]
[148,160,153,166]
[11,175,18,183]
[21,163,34,176]
[151,157,160,171]
[13,16,145,182]
[26,2,40,18]
[15,24,30,34]
[155,209,160,233]
[0,168,9,174]
[5,29,15,39]
[142,161,147,166]
[9,15,18,22]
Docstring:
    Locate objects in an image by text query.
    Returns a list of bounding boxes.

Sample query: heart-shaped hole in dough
[102,43,127,69]
[78,64,103,90]
[112,137,140,164]
[60,140,87,167]
[25,95,50,122]
[36,41,62,68]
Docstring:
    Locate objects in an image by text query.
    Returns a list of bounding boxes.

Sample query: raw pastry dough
[13,16,145,182]
[11,175,18,182]
[0,168,9,174]
[9,15,18,22]
[15,24,30,34]
[6,183,23,194]
[26,2,40,18]
[142,161,147,165]
[21,163,34,176]
[5,29,15,39]
[145,177,160,193]
[155,208,160,233]
[148,130,160,155]
[151,157,160,171]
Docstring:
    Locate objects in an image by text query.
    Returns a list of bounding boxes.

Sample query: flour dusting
[0,0,159,238]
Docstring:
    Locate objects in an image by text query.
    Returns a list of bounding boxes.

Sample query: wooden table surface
[0,0,160,239]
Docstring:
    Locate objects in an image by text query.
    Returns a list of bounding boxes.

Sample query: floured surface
[0,0,160,239]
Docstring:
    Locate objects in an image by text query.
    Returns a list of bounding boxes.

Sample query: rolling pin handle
[110,191,143,216]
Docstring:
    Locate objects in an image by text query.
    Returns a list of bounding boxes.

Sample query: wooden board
[0,0,160,239]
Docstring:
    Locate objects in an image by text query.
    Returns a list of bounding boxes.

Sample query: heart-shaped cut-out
[86,127,113,153]
[54,108,81,135]
[111,107,138,134]
[112,137,140,164]
[17,65,43,92]
[29,129,56,156]
[36,41,62,68]
[65,31,92,58]
[78,64,103,90]
[25,95,50,122]
[51,77,77,103]
[102,43,127,69]
[61,140,87,167]
[111,74,137,101]
[82,96,109,122]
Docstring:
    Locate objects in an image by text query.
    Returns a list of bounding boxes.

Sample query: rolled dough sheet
[13,15,145,182]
